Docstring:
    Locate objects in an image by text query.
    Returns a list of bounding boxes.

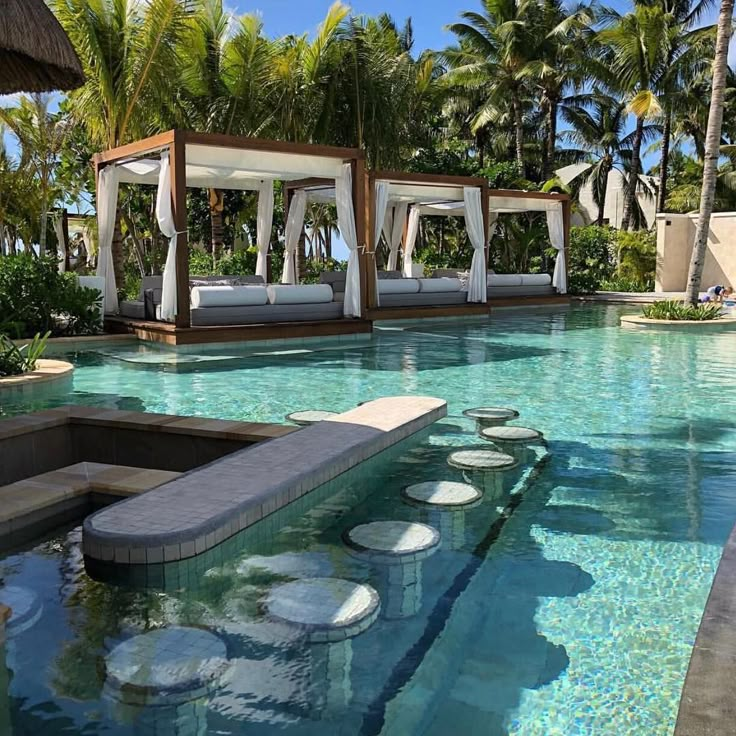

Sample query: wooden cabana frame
[93,130,368,343]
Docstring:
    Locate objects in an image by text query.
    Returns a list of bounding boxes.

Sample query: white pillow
[487,274,523,287]
[378,278,420,295]
[267,284,334,304]
[418,278,462,293]
[191,285,268,308]
[520,274,552,286]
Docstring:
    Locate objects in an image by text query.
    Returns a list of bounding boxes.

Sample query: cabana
[485,190,570,301]
[93,131,371,346]
[288,171,492,320]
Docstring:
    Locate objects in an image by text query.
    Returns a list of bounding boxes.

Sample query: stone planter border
[0,359,74,399]
[620,315,736,331]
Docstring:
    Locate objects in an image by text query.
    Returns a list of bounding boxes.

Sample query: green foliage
[642,300,722,321]
[599,276,654,292]
[0,331,50,377]
[0,254,101,338]
[616,230,656,284]
[566,225,617,294]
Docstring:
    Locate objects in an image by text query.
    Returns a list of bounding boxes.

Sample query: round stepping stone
[286,410,337,426]
[344,521,440,564]
[462,407,519,426]
[265,578,379,642]
[480,426,543,444]
[104,626,229,706]
[402,481,482,509]
[448,449,518,472]
[0,586,43,637]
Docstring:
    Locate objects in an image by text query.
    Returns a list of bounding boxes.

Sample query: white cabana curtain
[384,202,408,271]
[402,207,420,278]
[256,180,274,280]
[281,189,307,284]
[96,165,120,313]
[157,151,178,322]
[546,202,567,294]
[52,215,66,272]
[373,182,390,308]
[463,187,487,303]
[336,163,361,318]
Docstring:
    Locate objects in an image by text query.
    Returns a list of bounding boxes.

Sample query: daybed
[322,270,468,308]
[120,274,343,326]
[431,269,556,298]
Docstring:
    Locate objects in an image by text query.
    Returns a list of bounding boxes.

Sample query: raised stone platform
[344,521,440,564]
[104,627,228,706]
[447,449,518,472]
[83,396,447,566]
[462,407,519,427]
[286,410,338,426]
[479,426,543,444]
[265,578,380,642]
[0,359,73,399]
[402,481,482,508]
[621,314,736,331]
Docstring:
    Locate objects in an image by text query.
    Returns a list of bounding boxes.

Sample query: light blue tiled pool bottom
[2,304,736,735]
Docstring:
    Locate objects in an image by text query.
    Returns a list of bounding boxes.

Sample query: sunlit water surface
[2,304,736,736]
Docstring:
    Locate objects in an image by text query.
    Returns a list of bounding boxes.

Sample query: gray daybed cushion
[191,301,343,326]
[378,291,468,307]
[119,275,163,319]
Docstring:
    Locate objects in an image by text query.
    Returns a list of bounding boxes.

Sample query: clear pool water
[3,304,736,735]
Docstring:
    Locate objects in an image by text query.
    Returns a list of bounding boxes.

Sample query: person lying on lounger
[701,285,733,303]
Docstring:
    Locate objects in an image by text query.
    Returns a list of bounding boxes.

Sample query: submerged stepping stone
[448,449,518,472]
[344,521,440,564]
[402,480,482,509]
[0,586,43,637]
[462,407,519,426]
[286,410,338,426]
[104,626,229,706]
[480,426,543,444]
[265,578,379,642]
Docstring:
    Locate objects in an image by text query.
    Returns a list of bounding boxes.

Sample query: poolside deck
[105,315,373,346]
[576,291,686,304]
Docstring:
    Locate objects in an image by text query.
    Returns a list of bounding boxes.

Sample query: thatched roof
[0,0,84,94]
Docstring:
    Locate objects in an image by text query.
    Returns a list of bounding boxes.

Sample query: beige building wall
[656,212,736,291]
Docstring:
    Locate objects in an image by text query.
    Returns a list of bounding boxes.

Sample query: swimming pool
[2,304,736,735]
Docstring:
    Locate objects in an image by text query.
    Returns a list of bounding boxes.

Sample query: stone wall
[656,212,736,292]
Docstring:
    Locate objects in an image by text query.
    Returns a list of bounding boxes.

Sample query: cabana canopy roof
[102,132,360,190]
[0,0,85,94]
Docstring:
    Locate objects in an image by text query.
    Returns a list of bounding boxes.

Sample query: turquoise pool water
[2,304,736,735]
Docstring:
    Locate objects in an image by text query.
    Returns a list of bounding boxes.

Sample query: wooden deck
[488,294,571,307]
[366,303,491,321]
[104,316,373,346]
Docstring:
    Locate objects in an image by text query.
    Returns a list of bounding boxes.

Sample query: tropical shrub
[641,300,723,320]
[0,331,50,377]
[0,254,101,338]
[616,230,656,285]
[599,276,655,292]
[566,225,617,294]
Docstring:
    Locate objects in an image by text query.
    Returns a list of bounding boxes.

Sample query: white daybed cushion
[520,274,552,286]
[418,278,462,293]
[191,285,268,308]
[487,274,523,287]
[267,284,334,305]
[378,279,420,295]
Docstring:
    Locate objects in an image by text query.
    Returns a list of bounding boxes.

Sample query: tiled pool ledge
[82,396,447,567]
[675,520,736,735]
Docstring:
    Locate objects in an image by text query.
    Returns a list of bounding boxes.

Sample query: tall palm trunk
[597,156,613,226]
[686,0,734,304]
[621,116,644,231]
[544,97,558,181]
[657,107,672,213]
[112,208,125,291]
[513,99,525,175]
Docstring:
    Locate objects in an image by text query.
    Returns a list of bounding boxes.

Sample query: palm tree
[685,0,734,304]
[442,0,537,175]
[53,0,187,286]
[560,93,659,225]
[0,95,68,256]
